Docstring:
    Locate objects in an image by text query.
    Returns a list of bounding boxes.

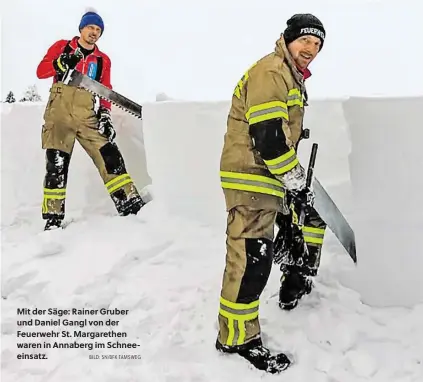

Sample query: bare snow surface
[2,101,423,381]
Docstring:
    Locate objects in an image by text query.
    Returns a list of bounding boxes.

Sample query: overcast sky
[1,0,422,103]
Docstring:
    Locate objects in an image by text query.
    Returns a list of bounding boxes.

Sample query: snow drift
[2,97,423,381]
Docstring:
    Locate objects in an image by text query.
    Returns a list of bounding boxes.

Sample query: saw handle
[298,143,318,226]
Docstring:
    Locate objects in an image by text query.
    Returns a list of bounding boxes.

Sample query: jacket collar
[69,36,99,55]
[274,36,311,91]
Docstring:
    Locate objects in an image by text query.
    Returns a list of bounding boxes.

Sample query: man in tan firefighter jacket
[216,14,327,373]
[36,10,145,230]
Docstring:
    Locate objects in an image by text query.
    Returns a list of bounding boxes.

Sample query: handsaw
[62,69,142,119]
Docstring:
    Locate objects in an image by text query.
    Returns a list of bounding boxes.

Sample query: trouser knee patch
[45,149,70,188]
[100,142,127,175]
[237,238,273,303]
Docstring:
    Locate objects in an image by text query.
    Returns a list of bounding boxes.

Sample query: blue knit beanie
[79,11,104,34]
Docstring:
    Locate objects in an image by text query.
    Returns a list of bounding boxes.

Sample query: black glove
[290,186,315,217]
[274,212,294,265]
[54,50,83,77]
[97,107,116,142]
[274,213,311,272]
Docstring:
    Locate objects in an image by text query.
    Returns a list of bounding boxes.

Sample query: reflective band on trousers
[105,174,133,194]
[220,171,285,198]
[263,148,299,176]
[42,188,66,213]
[303,226,325,245]
[245,101,289,124]
[287,88,303,107]
[219,296,259,346]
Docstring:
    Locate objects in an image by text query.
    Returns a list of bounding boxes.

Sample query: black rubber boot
[110,189,145,216]
[216,338,291,374]
[119,196,145,216]
[279,269,313,310]
[44,216,63,231]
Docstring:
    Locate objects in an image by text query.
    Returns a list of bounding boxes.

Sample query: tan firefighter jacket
[220,36,309,213]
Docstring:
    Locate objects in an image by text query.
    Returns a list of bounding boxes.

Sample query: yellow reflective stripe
[303,226,325,245]
[43,188,66,200]
[220,296,259,310]
[288,89,301,96]
[219,297,260,346]
[42,188,66,213]
[105,174,132,194]
[234,87,241,99]
[290,203,299,225]
[220,171,285,198]
[304,236,324,245]
[43,188,66,194]
[303,227,325,234]
[233,62,257,99]
[263,148,299,175]
[226,317,236,345]
[219,309,259,322]
[57,57,66,72]
[43,195,66,200]
[221,171,282,187]
[246,101,289,124]
[42,199,48,213]
[287,88,303,107]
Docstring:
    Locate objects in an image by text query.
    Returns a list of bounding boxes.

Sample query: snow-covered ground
[1,99,423,381]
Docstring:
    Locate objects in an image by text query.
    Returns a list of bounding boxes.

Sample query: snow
[342,96,423,307]
[2,98,423,381]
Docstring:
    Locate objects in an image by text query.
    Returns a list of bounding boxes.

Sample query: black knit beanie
[283,13,326,50]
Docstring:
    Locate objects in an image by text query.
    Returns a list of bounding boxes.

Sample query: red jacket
[36,36,112,110]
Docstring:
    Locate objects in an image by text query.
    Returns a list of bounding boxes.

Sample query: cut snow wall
[142,98,352,229]
[1,103,151,227]
[142,101,231,229]
[3,96,423,308]
[143,97,423,308]
[343,96,423,307]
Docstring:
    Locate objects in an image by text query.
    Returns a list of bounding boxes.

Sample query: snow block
[142,100,230,229]
[343,96,423,307]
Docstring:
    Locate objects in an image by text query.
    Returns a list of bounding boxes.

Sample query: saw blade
[82,86,141,119]
[64,69,142,119]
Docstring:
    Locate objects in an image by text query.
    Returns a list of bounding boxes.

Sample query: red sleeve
[36,40,68,79]
[99,54,112,110]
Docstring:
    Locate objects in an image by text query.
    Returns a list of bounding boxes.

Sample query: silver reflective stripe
[219,303,259,316]
[221,177,284,193]
[303,231,325,239]
[44,191,66,196]
[266,155,297,172]
[303,227,325,239]
[288,94,301,101]
[248,106,288,120]
[232,320,240,346]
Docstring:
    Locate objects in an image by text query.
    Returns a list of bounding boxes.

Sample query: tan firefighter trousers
[217,203,326,348]
[217,205,277,348]
[41,82,140,219]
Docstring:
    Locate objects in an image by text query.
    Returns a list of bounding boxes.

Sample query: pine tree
[4,91,16,103]
[20,85,42,102]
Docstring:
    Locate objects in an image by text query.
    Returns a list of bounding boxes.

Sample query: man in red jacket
[37,9,145,230]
